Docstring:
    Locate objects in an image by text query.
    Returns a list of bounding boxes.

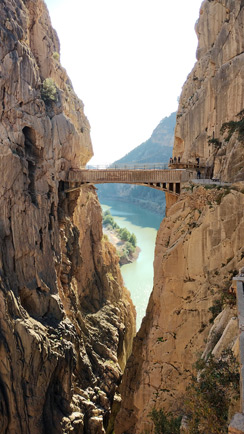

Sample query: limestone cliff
[116,184,244,433]
[115,1,244,432]
[173,0,244,181]
[0,1,135,433]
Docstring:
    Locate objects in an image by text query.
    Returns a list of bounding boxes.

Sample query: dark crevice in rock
[0,378,10,434]
[2,86,5,111]
[27,159,37,205]
[23,126,41,206]
[43,350,74,434]
[39,228,43,251]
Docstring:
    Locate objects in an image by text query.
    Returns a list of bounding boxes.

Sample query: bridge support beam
[175,183,181,194]
[65,167,196,197]
[165,191,179,215]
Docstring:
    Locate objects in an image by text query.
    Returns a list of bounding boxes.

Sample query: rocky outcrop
[116,184,244,433]
[173,0,244,182]
[0,0,135,432]
[115,1,244,432]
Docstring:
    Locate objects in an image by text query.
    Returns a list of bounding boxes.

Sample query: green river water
[101,200,165,329]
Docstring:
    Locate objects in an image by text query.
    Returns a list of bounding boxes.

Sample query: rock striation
[116,184,244,433]
[173,0,244,181]
[0,0,135,433]
[115,1,244,432]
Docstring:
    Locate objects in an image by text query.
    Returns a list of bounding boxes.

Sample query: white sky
[45,0,203,165]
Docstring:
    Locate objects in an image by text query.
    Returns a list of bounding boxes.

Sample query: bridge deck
[67,168,194,184]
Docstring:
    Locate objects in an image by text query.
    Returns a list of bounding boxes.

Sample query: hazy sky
[45,0,203,165]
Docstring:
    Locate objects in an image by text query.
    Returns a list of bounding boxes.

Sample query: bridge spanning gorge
[66,164,196,195]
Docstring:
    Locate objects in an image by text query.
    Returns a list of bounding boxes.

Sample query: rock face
[173,0,244,181]
[115,184,244,433]
[0,1,135,433]
[115,1,244,432]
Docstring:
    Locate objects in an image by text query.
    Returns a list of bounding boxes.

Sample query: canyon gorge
[0,0,135,432]
[0,0,244,434]
[115,0,244,432]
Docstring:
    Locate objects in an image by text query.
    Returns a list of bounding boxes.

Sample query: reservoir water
[101,200,164,329]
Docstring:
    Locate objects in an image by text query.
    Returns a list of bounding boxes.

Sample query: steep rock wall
[115,1,244,432]
[0,1,135,433]
[173,0,244,181]
[116,184,244,433]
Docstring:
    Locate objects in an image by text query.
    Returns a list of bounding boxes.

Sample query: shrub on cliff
[148,408,181,434]
[41,78,57,104]
[103,213,115,227]
[53,51,60,61]
[220,110,244,142]
[184,349,239,434]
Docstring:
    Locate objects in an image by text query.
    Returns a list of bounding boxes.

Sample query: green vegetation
[220,110,244,142]
[209,279,236,323]
[53,51,60,61]
[103,210,117,228]
[208,137,221,148]
[41,78,57,104]
[148,408,182,434]
[185,349,239,434]
[146,349,239,434]
[204,185,216,189]
[102,210,137,262]
[202,185,235,206]
[208,298,223,323]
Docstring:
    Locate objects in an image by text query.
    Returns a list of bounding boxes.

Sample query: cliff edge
[115,1,244,432]
[173,0,244,181]
[0,1,135,432]
[116,184,243,433]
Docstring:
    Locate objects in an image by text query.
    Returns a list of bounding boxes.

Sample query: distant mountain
[113,112,176,165]
[97,112,176,214]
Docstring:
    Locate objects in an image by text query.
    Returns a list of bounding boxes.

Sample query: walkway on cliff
[66,163,196,196]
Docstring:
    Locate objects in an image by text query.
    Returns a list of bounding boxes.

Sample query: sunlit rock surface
[173,0,244,181]
[116,184,244,433]
[0,0,135,432]
[115,0,244,432]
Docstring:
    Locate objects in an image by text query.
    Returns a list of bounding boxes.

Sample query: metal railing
[85,163,169,170]
[68,168,194,184]
[192,178,231,186]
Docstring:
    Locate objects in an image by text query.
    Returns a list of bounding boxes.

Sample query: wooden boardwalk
[66,167,196,195]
